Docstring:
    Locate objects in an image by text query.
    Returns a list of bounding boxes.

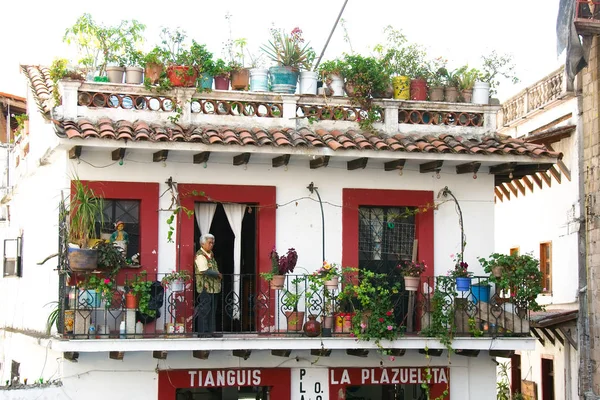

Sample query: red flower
[378,317,384,323]
[386,311,393,317]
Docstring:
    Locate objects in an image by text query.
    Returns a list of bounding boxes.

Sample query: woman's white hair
[200,233,215,245]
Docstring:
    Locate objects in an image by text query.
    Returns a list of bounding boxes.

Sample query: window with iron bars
[95,200,140,260]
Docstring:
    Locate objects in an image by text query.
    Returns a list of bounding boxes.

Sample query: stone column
[59,80,83,120]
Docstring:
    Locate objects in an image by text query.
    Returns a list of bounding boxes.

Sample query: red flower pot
[167,66,197,87]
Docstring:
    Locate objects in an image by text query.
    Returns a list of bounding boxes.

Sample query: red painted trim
[341,189,434,277]
[158,368,291,400]
[177,184,276,330]
[75,181,159,280]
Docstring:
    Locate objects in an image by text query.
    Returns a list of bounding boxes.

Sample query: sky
[1,0,562,102]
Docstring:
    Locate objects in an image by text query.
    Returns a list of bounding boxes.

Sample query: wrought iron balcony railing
[58,272,531,341]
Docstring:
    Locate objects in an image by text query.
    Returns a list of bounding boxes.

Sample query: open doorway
[345,384,426,399]
[176,386,269,400]
[194,203,256,333]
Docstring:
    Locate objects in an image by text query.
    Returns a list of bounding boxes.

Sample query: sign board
[291,368,329,400]
[521,380,537,400]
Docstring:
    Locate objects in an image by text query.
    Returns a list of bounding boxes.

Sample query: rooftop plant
[374,26,428,78]
[480,50,519,96]
[261,26,315,71]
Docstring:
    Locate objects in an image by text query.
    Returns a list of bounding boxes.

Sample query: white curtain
[222,203,246,320]
[194,203,217,236]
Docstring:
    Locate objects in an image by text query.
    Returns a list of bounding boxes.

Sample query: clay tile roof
[20,65,54,119]
[50,119,562,160]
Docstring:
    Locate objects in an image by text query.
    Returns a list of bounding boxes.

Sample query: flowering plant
[269,247,298,275]
[398,260,427,277]
[261,27,315,71]
[161,270,191,286]
[314,261,341,281]
[448,254,472,278]
[77,275,115,304]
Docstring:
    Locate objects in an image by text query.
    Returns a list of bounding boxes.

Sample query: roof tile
[50,119,562,160]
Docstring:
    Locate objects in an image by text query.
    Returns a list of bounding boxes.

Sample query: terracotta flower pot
[125,293,138,309]
[231,68,250,90]
[462,89,473,103]
[270,275,285,290]
[145,63,163,85]
[167,66,197,87]
[444,86,459,102]
[429,86,444,102]
[285,311,305,332]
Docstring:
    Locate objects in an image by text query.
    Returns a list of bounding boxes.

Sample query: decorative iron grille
[96,200,140,259]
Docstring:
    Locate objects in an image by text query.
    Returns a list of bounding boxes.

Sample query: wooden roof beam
[152,150,168,162]
[514,179,526,196]
[68,146,82,160]
[111,148,126,161]
[384,159,406,172]
[193,151,211,164]
[310,156,330,169]
[522,176,534,193]
[489,162,516,175]
[540,171,552,187]
[419,160,443,173]
[499,184,511,200]
[272,154,290,168]
[495,188,504,202]
[549,166,562,184]
[347,157,368,171]
[456,162,481,175]
[531,173,543,189]
[233,153,251,166]
[506,181,518,197]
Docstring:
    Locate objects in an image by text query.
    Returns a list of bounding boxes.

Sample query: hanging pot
[269,275,285,290]
[324,276,339,290]
[168,279,185,292]
[404,276,420,292]
[455,277,472,292]
[68,247,98,272]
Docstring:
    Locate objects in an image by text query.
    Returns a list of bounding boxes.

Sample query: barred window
[96,200,140,259]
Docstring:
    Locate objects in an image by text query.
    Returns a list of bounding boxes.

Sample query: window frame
[75,181,159,273]
[540,241,552,294]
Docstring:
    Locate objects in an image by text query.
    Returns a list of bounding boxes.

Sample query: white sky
[1,0,562,101]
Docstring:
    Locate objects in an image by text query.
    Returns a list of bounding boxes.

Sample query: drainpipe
[307,182,325,262]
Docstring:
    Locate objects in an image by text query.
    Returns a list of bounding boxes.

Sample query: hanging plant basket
[404,276,420,291]
[270,275,285,290]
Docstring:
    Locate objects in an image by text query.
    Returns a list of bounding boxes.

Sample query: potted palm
[261,27,314,94]
[261,247,298,290]
[397,260,426,291]
[68,179,104,272]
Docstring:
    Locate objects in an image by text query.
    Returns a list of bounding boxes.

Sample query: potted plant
[161,270,191,292]
[261,26,314,94]
[226,38,251,91]
[474,50,519,104]
[471,278,491,305]
[160,28,198,88]
[93,240,127,276]
[63,13,145,81]
[212,59,231,90]
[443,68,461,103]
[315,261,342,290]
[68,179,104,272]
[317,59,346,97]
[455,66,480,103]
[375,26,428,100]
[397,260,426,291]
[142,46,167,85]
[281,276,305,332]
[426,58,448,102]
[76,275,103,308]
[448,254,473,291]
[125,271,154,316]
[260,247,298,290]
[124,50,144,84]
[480,253,544,312]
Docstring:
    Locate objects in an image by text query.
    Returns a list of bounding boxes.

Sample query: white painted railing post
[282,95,300,128]
[59,81,82,120]
[382,101,399,134]
[177,89,193,125]
[484,106,500,132]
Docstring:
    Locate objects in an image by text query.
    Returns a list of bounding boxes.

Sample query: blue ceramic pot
[199,74,213,90]
[471,284,490,304]
[269,66,299,94]
[455,277,472,292]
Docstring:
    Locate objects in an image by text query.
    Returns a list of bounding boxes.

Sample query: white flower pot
[250,68,269,92]
[106,66,125,84]
[299,71,318,95]
[169,279,185,292]
[327,74,345,97]
[472,81,490,104]
[125,67,144,84]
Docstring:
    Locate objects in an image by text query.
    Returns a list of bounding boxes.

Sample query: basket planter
[404,276,420,291]
[269,275,285,290]
[455,277,472,291]
[168,279,185,292]
[68,247,98,272]
[324,276,339,290]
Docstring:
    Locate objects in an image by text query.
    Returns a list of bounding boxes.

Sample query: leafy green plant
[317,59,347,82]
[398,260,427,277]
[63,13,145,76]
[126,271,155,317]
[211,59,231,79]
[69,178,104,248]
[93,240,127,275]
[374,25,428,79]
[480,50,519,96]
[425,57,449,88]
[479,252,544,311]
[12,114,28,138]
[161,270,191,286]
[420,276,457,351]
[261,26,315,70]
[281,276,305,312]
[468,317,483,337]
[49,58,84,105]
[454,65,481,91]
[44,301,60,335]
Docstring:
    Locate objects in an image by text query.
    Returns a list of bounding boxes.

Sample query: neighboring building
[496,67,580,400]
[0,66,561,400]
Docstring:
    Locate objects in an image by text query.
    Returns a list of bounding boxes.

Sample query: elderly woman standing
[194,233,222,337]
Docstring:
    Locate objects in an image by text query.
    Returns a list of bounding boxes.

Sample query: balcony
[57,81,500,138]
[56,272,531,354]
[499,67,573,128]
[574,0,600,35]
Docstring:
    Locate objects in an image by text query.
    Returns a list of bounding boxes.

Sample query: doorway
[541,358,554,400]
[194,203,257,333]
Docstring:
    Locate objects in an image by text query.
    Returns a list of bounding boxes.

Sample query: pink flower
[104,279,110,284]
[360,322,366,329]
[450,254,455,259]
[389,356,396,361]
[349,332,355,337]
[387,325,393,331]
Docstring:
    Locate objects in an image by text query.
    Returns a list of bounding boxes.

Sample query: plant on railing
[126,271,155,317]
[479,252,544,312]
[260,247,298,282]
[447,254,472,279]
[420,276,457,351]
[480,50,519,96]
[398,260,426,277]
[314,261,341,281]
[261,26,315,71]
[161,270,191,286]
[77,274,114,305]
[338,268,404,348]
